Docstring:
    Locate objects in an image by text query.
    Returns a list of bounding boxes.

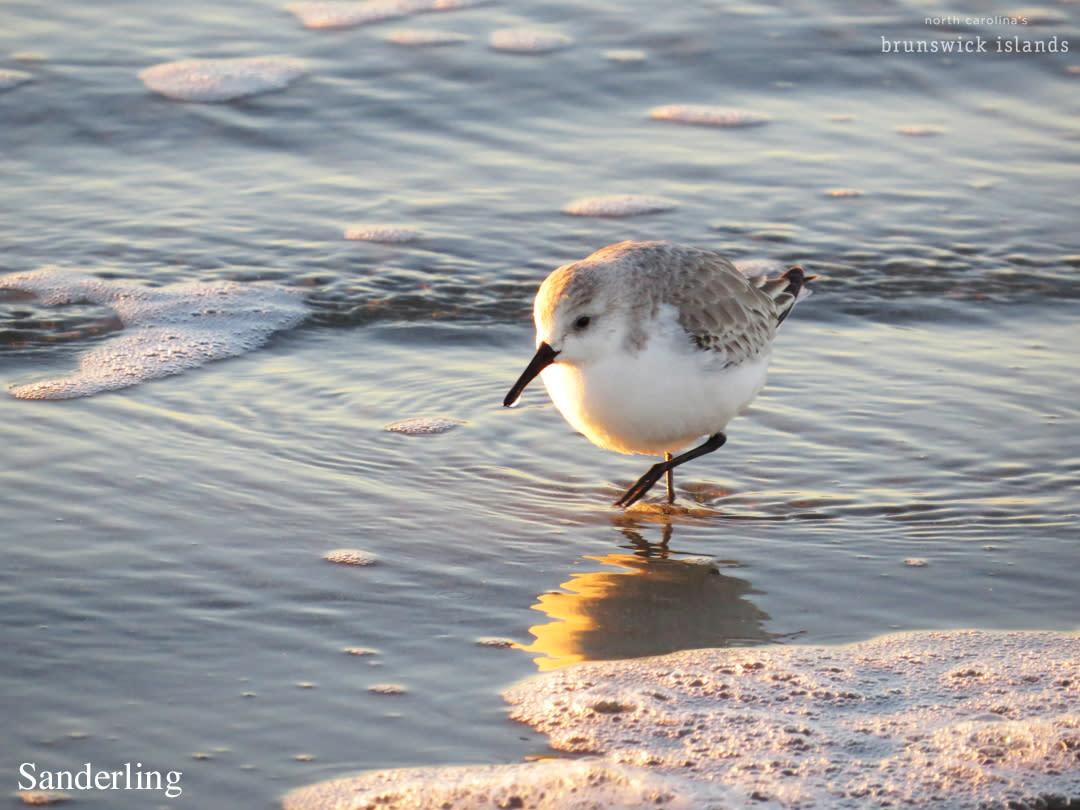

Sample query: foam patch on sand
[288,0,481,30]
[649,104,770,127]
[506,629,1080,809]
[282,760,722,810]
[285,629,1078,809]
[139,57,304,102]
[564,194,677,217]
[1,269,308,400]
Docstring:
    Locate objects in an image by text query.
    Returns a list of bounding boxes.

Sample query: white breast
[540,327,771,457]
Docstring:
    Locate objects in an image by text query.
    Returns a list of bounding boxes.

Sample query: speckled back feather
[536,241,811,368]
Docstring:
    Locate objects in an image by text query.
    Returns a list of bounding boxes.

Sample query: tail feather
[772,265,817,325]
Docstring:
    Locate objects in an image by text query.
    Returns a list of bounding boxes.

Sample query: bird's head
[503,256,626,407]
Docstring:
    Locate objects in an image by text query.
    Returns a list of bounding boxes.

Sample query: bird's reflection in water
[519,521,778,671]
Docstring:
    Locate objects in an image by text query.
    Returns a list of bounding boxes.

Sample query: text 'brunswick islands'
[881,35,1069,54]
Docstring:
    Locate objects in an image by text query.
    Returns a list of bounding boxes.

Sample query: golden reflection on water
[518,525,778,671]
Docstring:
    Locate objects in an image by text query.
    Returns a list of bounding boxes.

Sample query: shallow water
[2,0,1078,806]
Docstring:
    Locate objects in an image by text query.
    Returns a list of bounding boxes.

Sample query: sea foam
[288,0,481,30]
[324,549,378,566]
[287,629,1080,809]
[489,29,574,53]
[649,104,770,127]
[0,68,33,91]
[138,57,304,102]
[344,224,422,243]
[383,416,463,434]
[563,194,677,217]
[283,760,714,810]
[1,269,308,400]
[507,629,1080,809]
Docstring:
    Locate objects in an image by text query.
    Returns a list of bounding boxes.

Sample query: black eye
[573,315,591,331]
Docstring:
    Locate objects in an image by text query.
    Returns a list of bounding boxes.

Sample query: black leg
[664,453,675,504]
[615,433,728,508]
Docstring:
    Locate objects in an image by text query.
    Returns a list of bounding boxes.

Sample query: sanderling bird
[503,240,814,507]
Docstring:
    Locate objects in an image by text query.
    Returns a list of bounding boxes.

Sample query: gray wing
[667,253,781,367]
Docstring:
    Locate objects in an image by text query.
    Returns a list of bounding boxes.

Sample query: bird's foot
[614,461,669,508]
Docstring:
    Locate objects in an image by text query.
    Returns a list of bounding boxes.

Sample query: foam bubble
[289,0,419,28]
[323,549,378,566]
[343,224,422,243]
[489,29,574,53]
[289,0,482,30]
[283,760,713,810]
[430,0,483,9]
[898,125,946,136]
[138,57,304,102]
[0,269,308,400]
[506,629,1080,808]
[649,104,770,127]
[383,29,470,45]
[368,683,407,695]
[383,416,463,434]
[563,194,677,217]
[677,555,720,570]
[604,49,647,63]
[16,791,71,806]
[0,68,33,91]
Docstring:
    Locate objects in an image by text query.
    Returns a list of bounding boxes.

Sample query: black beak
[503,341,559,407]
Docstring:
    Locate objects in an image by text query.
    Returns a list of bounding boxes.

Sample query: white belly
[540,339,771,456]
